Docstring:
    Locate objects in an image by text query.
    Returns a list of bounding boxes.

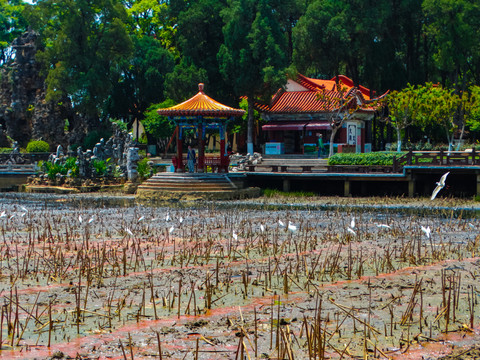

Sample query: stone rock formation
[0,30,82,148]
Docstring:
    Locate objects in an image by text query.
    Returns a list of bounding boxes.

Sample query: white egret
[350,217,355,229]
[125,227,133,236]
[88,217,95,224]
[431,172,450,200]
[421,225,431,239]
[278,220,285,227]
[232,231,238,240]
[78,215,83,224]
[260,224,265,233]
[169,226,175,234]
[287,222,297,232]
[138,216,145,223]
[347,227,356,236]
[376,224,391,229]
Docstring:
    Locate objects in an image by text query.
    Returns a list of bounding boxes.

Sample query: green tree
[106,35,175,121]
[142,99,176,152]
[384,84,423,152]
[0,0,26,65]
[418,84,461,153]
[174,0,231,101]
[423,0,480,89]
[25,0,133,118]
[218,0,287,154]
[124,0,177,53]
[164,57,208,103]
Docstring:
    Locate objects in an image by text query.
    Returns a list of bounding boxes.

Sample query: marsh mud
[0,193,479,359]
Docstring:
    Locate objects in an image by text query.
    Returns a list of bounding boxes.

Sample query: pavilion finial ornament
[198,83,204,92]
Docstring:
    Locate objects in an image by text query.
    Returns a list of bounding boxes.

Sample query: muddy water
[0,193,479,359]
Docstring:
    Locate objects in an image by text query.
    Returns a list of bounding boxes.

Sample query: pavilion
[157,83,245,173]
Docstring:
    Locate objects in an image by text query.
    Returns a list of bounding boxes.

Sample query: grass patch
[262,188,316,198]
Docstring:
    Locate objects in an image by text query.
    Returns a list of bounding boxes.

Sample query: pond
[0,193,479,359]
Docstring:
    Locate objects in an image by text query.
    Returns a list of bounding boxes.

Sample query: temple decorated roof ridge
[256,74,387,115]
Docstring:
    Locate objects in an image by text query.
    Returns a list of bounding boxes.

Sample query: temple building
[256,74,386,155]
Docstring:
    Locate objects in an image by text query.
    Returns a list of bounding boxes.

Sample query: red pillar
[198,124,205,173]
[176,125,184,172]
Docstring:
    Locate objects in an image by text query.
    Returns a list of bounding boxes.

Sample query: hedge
[327,152,402,166]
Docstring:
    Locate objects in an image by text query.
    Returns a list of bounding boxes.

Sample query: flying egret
[0,211,6,218]
[421,225,431,239]
[376,224,392,229]
[347,227,356,236]
[88,217,95,224]
[20,206,28,213]
[125,227,133,236]
[287,222,297,232]
[138,216,145,223]
[431,172,450,200]
[278,220,285,227]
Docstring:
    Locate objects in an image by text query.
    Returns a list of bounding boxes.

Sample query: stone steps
[137,173,237,193]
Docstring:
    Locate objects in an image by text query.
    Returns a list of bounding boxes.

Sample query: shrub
[327,152,401,166]
[137,158,154,179]
[92,159,107,177]
[26,140,50,153]
[42,156,79,180]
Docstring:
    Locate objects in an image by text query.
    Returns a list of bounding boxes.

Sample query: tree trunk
[247,97,254,154]
[396,127,402,152]
[328,126,339,158]
[456,123,465,151]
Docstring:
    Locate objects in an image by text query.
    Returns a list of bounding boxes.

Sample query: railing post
[393,156,397,172]
[407,149,412,165]
[439,149,444,165]
[473,147,476,165]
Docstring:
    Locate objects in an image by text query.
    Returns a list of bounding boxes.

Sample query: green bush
[92,159,107,177]
[26,140,50,153]
[327,152,402,166]
[137,158,153,179]
[42,156,79,180]
[0,148,13,153]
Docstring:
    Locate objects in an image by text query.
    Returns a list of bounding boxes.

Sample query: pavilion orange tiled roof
[157,83,245,118]
[257,74,386,114]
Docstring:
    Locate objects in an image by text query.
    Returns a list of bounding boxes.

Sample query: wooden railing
[393,149,480,172]
[172,156,229,173]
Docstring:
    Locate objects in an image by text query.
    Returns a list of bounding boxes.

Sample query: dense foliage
[1,0,480,148]
[328,152,400,166]
[25,140,50,153]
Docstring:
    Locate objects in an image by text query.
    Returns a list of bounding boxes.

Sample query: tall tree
[25,0,133,118]
[106,35,175,121]
[173,0,230,101]
[218,0,287,154]
[423,0,480,89]
[418,83,461,153]
[384,84,423,152]
[0,0,26,65]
